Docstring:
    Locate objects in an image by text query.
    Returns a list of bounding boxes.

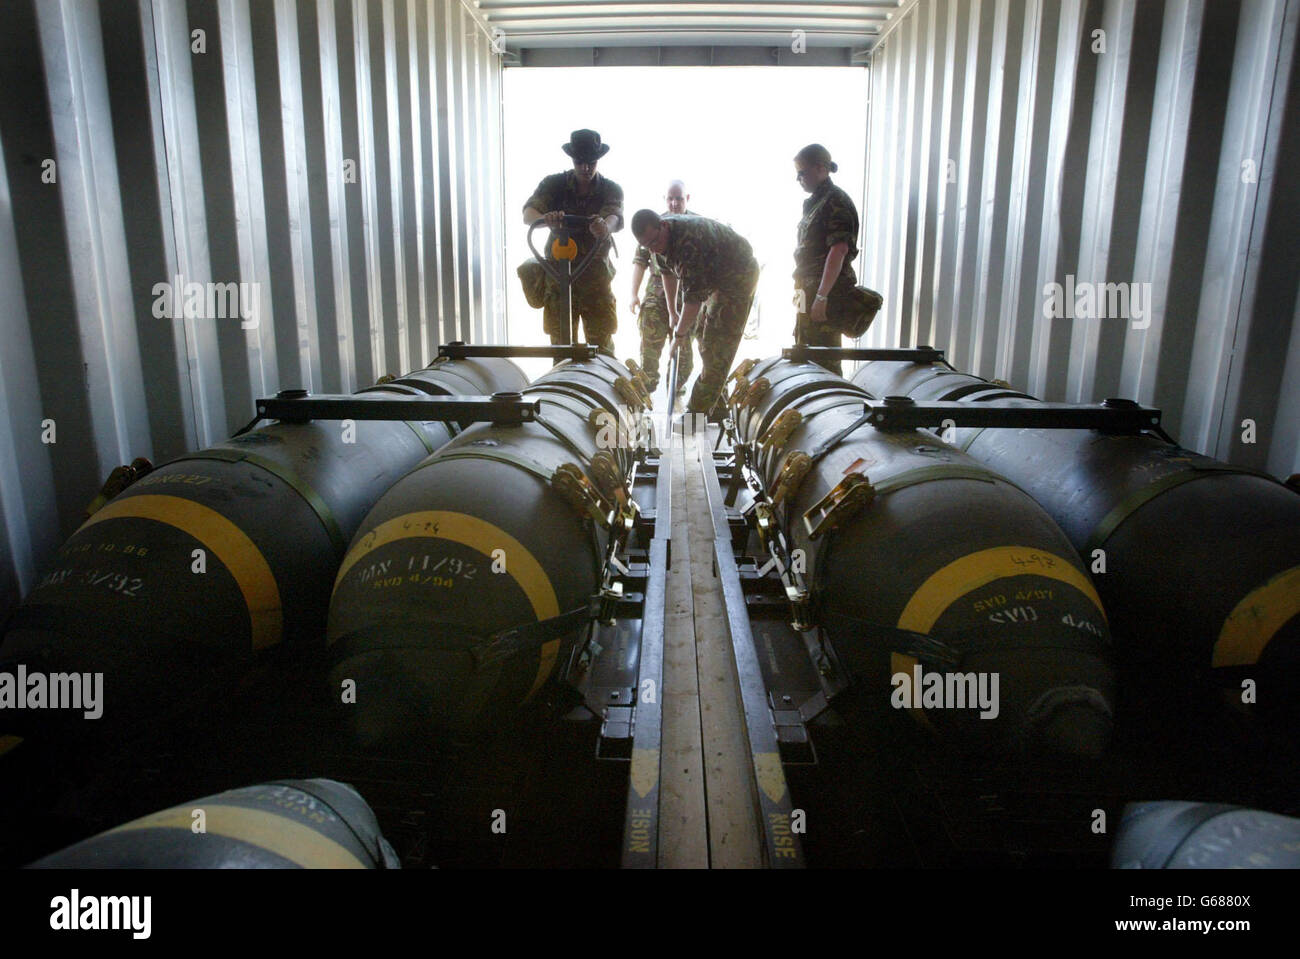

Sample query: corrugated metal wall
[862,0,1300,478]
[0,0,506,620]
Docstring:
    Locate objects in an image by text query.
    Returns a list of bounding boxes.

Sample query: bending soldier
[631,210,759,421]
[628,180,706,395]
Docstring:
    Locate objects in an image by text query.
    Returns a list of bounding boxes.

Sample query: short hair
[794,143,838,173]
[631,209,661,239]
[665,179,687,195]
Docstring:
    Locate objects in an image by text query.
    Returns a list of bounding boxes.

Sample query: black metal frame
[694,350,1171,868]
[861,396,1164,433]
[783,344,948,364]
[254,352,673,866]
[437,341,600,361]
[776,344,1167,437]
[698,438,807,868]
[559,436,671,868]
[253,392,541,426]
[618,439,671,867]
[272,346,1169,869]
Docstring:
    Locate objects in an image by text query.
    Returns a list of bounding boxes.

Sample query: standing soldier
[628,180,705,396]
[792,143,860,375]
[522,129,624,350]
[631,210,759,421]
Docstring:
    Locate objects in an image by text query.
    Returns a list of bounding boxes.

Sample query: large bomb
[29,778,398,868]
[731,357,1116,756]
[850,358,1300,714]
[0,357,527,745]
[326,353,647,750]
[1112,801,1300,868]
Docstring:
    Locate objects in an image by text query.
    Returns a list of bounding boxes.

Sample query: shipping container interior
[0,0,1298,870]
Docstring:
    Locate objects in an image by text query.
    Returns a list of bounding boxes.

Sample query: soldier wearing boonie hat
[522,129,624,351]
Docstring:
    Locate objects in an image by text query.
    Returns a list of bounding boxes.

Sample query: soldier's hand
[589,217,610,240]
[810,296,830,325]
[544,210,565,229]
[629,295,640,315]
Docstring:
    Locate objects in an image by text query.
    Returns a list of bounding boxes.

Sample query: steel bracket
[861,397,1163,434]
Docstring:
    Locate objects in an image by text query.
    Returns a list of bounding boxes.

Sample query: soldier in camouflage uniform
[631,210,759,419]
[522,129,624,351]
[793,143,860,376]
[628,180,707,394]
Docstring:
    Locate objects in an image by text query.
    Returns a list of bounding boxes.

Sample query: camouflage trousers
[637,287,700,393]
[793,277,851,376]
[543,262,616,352]
[688,267,760,418]
[793,312,844,375]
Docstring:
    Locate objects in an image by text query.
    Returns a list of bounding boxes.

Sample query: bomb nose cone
[1022,685,1113,759]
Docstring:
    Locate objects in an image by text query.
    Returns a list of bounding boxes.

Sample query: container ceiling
[465,0,902,65]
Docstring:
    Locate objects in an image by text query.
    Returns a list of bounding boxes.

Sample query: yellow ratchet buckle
[802,472,875,540]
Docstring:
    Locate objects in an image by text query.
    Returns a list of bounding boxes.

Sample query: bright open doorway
[502,66,869,384]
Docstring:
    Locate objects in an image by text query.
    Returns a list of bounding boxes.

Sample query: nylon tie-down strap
[806,408,875,467]
[1084,462,1286,554]
[326,605,593,715]
[427,448,555,485]
[327,606,592,670]
[413,449,604,577]
[172,448,349,557]
[326,603,591,734]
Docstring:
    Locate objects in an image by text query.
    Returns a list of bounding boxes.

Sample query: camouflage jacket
[794,176,859,284]
[656,214,757,305]
[523,170,624,259]
[634,208,701,296]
